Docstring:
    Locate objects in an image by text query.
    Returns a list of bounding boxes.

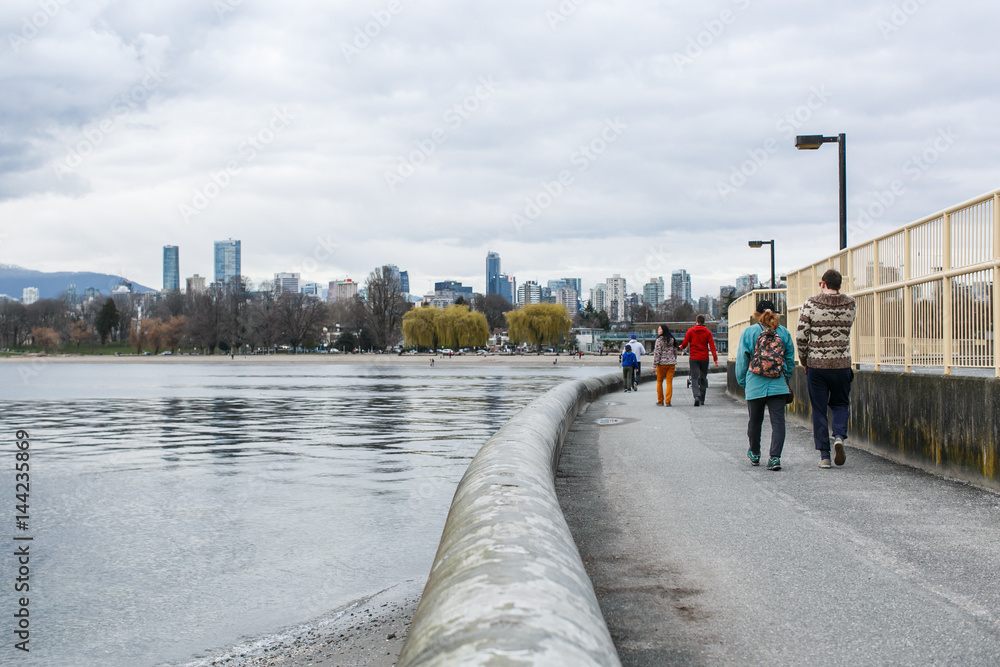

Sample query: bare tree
[472,293,513,332]
[364,266,409,351]
[0,300,28,347]
[276,292,327,352]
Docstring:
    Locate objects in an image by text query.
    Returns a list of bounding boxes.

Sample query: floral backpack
[748,328,784,378]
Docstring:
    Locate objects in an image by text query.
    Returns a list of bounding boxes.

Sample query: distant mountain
[0,265,156,301]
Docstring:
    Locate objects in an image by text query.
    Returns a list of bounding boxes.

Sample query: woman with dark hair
[653,324,678,406]
[735,300,795,470]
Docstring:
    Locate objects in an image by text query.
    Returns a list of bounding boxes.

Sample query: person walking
[653,325,678,406]
[680,315,718,406]
[795,268,857,468]
[625,333,646,390]
[621,344,638,392]
[735,300,795,471]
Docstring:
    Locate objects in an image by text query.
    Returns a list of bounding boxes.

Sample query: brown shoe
[819,458,832,469]
[833,437,846,466]
[656,401,664,405]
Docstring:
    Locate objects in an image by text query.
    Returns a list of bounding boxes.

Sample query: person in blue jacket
[735,299,796,470]
[621,344,638,392]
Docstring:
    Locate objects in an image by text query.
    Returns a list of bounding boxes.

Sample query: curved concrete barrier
[397,371,626,667]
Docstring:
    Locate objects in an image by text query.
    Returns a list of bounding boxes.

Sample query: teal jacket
[735,324,795,400]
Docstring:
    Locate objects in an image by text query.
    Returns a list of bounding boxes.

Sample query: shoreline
[176,580,424,667]
[0,352,636,367]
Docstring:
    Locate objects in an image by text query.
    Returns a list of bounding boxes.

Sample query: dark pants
[622,366,634,388]
[635,361,641,386]
[807,367,853,455]
[747,396,787,459]
[689,360,709,402]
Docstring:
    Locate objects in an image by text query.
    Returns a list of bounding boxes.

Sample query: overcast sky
[2,0,998,299]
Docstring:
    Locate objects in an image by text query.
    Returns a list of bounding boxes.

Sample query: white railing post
[873,241,882,370]
[903,227,913,372]
[942,212,953,374]
[994,194,1000,378]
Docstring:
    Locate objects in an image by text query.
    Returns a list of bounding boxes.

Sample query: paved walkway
[556,374,1000,666]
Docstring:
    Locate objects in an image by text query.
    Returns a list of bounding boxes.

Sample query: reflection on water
[0,363,607,666]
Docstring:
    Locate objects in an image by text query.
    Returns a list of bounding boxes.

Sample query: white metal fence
[726,289,788,362]
[774,187,999,377]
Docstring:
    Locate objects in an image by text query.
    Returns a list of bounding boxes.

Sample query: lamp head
[795,135,826,149]
[748,241,763,248]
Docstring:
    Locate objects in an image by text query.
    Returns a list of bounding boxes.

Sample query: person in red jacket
[680,314,718,406]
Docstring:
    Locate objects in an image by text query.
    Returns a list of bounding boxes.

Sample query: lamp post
[748,240,775,289]
[795,133,847,250]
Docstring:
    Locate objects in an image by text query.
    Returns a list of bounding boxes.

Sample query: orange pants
[656,365,675,405]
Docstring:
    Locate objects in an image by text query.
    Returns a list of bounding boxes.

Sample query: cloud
[2,0,1000,299]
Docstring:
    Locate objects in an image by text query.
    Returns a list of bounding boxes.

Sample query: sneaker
[633,383,638,391]
[833,437,846,466]
[656,401,664,406]
[747,448,760,466]
[766,457,781,471]
[693,400,700,406]
[819,458,832,469]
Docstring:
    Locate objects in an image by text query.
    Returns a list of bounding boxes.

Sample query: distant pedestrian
[621,344,638,392]
[736,300,795,471]
[624,333,646,390]
[680,315,718,406]
[796,269,857,468]
[653,325,678,406]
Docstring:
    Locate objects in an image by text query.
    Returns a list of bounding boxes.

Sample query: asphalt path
[556,374,1000,666]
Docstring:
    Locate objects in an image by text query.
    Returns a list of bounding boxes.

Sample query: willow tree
[438,305,489,349]
[505,303,572,351]
[402,306,439,350]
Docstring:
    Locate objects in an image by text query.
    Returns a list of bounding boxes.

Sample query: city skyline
[4,3,998,303]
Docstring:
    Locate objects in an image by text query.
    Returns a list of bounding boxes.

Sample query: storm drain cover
[595,418,625,426]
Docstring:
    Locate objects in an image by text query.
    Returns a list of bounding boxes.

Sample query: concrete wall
[397,371,629,667]
[729,366,1000,492]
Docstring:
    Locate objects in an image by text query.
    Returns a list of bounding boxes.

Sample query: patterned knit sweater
[795,292,856,369]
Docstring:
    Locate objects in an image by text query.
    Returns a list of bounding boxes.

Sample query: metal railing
[726,289,788,362]
[784,187,1000,377]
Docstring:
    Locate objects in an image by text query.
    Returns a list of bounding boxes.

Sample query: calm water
[0,362,609,666]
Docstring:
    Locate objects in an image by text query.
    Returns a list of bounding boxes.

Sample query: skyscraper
[486,251,501,295]
[163,245,179,291]
[671,269,692,304]
[590,284,606,313]
[605,274,626,321]
[274,272,300,294]
[499,274,515,303]
[214,239,241,284]
[643,277,665,307]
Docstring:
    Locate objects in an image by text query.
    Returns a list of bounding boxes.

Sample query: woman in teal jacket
[735,299,796,470]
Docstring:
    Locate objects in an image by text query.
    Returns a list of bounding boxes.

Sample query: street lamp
[748,240,775,289]
[795,133,847,250]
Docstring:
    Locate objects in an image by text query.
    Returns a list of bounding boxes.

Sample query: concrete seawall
[728,366,1000,493]
[396,371,632,666]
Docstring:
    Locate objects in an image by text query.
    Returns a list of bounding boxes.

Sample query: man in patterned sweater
[795,269,857,468]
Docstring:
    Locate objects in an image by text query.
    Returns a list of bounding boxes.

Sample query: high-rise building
[643,277,665,308]
[274,272,301,294]
[328,279,358,302]
[499,274,515,303]
[22,287,39,305]
[736,274,758,294]
[605,274,626,321]
[214,239,241,284]
[399,270,409,296]
[517,280,541,305]
[300,282,320,297]
[65,284,79,304]
[590,284,606,312]
[187,275,207,294]
[486,251,502,295]
[555,288,579,313]
[163,245,179,291]
[671,270,692,304]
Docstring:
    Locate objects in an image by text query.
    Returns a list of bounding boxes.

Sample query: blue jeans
[807,367,853,456]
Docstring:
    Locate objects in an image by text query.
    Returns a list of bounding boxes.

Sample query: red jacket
[681,325,717,362]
